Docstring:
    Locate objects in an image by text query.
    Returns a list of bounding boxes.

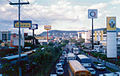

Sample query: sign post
[29,24,38,47]
[10,1,29,76]
[44,25,51,42]
[88,9,98,49]
[107,17,117,58]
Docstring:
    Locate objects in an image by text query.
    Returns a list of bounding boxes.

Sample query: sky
[0,0,120,35]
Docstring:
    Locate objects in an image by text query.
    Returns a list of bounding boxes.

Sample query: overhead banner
[88,9,98,19]
[107,17,116,31]
[44,25,51,30]
[29,24,38,30]
[14,20,32,28]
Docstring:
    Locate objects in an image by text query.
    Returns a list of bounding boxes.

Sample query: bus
[67,53,76,62]
[73,48,79,55]
[77,55,91,68]
[68,60,91,76]
[1,54,28,64]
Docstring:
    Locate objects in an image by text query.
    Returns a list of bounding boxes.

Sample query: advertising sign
[44,25,51,30]
[101,31,103,41]
[107,32,117,58]
[88,9,98,19]
[14,20,32,28]
[29,24,38,30]
[95,31,97,41]
[107,17,116,31]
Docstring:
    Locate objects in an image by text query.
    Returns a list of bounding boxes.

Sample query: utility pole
[33,29,35,46]
[92,18,94,49]
[88,9,98,50]
[9,1,29,76]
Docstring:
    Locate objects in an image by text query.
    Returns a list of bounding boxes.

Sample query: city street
[50,44,112,76]
[1,0,120,76]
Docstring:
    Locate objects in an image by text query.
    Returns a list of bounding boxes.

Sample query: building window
[2,34,7,41]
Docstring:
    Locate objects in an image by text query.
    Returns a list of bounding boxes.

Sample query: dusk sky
[0,0,120,34]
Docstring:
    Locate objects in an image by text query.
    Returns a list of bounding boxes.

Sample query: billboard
[14,20,32,28]
[44,25,51,30]
[94,31,97,41]
[29,24,38,30]
[88,9,98,19]
[107,17,116,31]
[107,32,117,58]
[101,31,103,41]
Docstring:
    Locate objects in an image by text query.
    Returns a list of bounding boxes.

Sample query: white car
[50,74,57,76]
[59,60,64,65]
[87,68,96,75]
[56,63,62,69]
[99,72,120,76]
[56,68,64,75]
[94,64,106,70]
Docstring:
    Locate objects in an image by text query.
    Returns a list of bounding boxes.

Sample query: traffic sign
[107,17,116,31]
[29,24,38,30]
[88,9,98,19]
[14,20,32,28]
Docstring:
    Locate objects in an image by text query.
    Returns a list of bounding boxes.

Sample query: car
[59,60,64,65]
[0,74,2,76]
[56,68,64,75]
[99,72,120,76]
[24,47,31,50]
[87,68,96,75]
[60,56,65,60]
[94,64,106,70]
[62,51,66,55]
[50,74,57,76]
[56,63,62,69]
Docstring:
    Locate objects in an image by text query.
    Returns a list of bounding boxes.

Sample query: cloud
[0,0,118,35]
[110,0,120,5]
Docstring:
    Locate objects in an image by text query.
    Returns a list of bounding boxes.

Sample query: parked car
[99,72,120,76]
[87,68,96,75]
[56,63,62,69]
[56,68,64,75]
[94,64,106,70]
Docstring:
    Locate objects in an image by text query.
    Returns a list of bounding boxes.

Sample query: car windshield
[90,70,94,72]
[58,70,63,72]
[98,64,104,67]
[57,65,61,67]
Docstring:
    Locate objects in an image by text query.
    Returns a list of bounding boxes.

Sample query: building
[10,34,24,47]
[0,31,11,42]
[77,31,91,43]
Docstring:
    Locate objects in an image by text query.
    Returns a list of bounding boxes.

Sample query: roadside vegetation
[1,41,66,76]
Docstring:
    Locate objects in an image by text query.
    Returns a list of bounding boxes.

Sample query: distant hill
[38,28,120,36]
[37,30,87,36]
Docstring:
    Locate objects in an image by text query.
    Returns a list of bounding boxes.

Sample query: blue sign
[88,9,98,19]
[14,20,32,28]
[29,24,38,30]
